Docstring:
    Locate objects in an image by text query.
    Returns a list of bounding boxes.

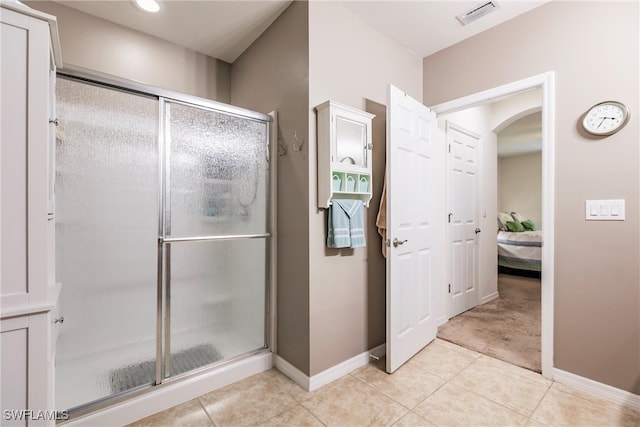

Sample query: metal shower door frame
[57,66,274,419]
[156,97,273,383]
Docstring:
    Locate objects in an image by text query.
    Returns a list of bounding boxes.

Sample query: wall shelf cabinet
[316,100,375,208]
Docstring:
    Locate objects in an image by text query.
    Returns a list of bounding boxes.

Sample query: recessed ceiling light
[134,0,161,13]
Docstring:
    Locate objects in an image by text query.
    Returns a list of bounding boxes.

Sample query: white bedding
[497,230,542,272]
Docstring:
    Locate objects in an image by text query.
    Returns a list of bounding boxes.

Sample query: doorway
[432,72,555,378]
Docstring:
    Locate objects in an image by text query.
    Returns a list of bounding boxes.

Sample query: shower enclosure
[54,75,272,414]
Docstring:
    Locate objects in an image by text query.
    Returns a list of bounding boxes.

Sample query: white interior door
[386,85,439,373]
[447,121,480,318]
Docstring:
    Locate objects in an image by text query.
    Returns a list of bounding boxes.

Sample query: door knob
[475,228,482,234]
[393,238,408,247]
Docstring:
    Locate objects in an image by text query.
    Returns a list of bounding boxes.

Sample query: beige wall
[308,1,422,375]
[498,153,542,227]
[27,1,230,102]
[424,1,639,394]
[231,1,310,375]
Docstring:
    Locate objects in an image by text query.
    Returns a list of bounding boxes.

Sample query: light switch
[611,204,620,216]
[586,199,625,221]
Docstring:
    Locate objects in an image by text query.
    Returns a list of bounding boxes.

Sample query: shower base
[109,344,222,394]
[56,328,262,411]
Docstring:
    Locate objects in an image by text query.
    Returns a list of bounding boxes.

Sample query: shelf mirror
[336,116,366,168]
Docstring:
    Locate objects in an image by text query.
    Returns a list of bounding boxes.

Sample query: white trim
[308,350,370,391]
[431,71,555,379]
[64,352,272,427]
[437,315,449,327]
[274,355,310,391]
[553,368,640,412]
[369,343,386,360]
[480,291,499,305]
[275,344,386,392]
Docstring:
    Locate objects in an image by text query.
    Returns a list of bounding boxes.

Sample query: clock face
[582,101,629,135]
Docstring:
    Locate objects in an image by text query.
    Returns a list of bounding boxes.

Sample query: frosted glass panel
[167,239,267,377]
[166,102,268,237]
[55,78,158,410]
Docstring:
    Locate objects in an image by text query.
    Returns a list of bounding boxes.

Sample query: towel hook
[278,137,287,156]
[291,131,304,152]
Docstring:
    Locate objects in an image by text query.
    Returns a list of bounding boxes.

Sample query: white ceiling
[50,0,294,63]
[339,0,550,58]
[43,0,550,63]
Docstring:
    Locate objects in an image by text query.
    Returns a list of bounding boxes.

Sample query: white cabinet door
[0,8,51,310]
[386,85,439,373]
[1,314,52,427]
[1,317,28,427]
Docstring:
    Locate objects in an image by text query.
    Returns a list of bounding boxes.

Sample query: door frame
[431,71,555,378]
[445,121,482,319]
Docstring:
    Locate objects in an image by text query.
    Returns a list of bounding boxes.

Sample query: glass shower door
[162,100,269,378]
[55,78,159,410]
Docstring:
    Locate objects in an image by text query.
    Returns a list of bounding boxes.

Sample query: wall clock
[582,101,630,136]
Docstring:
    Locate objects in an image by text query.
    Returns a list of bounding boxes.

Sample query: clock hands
[596,116,617,128]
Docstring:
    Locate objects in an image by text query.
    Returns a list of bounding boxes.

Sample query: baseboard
[369,343,386,360]
[276,344,385,392]
[480,291,499,305]
[64,352,273,427]
[437,315,449,326]
[274,355,310,391]
[553,368,640,412]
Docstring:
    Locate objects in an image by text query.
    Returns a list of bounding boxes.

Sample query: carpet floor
[437,274,541,372]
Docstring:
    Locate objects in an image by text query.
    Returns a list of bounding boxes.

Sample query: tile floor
[127,339,639,427]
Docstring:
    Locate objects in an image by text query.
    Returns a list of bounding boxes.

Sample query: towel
[376,170,387,258]
[327,199,366,248]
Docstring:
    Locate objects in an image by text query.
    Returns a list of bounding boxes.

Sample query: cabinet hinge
[448,284,451,293]
[448,144,451,153]
[386,238,391,247]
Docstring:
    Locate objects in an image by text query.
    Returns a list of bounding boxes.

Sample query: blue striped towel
[327,199,366,248]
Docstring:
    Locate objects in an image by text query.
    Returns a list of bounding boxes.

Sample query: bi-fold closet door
[55,76,270,413]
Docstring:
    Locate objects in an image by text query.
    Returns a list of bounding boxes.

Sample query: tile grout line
[443,358,543,422]
[197,396,218,427]
[526,381,553,426]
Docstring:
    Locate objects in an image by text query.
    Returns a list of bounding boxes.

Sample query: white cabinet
[1,3,62,425]
[316,101,375,208]
[1,314,54,427]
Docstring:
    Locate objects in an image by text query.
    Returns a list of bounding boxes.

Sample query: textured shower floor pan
[55,328,262,411]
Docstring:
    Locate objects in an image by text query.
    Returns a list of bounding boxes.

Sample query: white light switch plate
[585,199,625,221]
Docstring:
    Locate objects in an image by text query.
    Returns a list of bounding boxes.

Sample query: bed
[497,212,542,278]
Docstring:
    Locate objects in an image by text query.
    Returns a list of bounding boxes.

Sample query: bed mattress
[497,230,542,272]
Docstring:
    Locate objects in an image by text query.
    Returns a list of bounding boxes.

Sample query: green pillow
[505,220,525,232]
[521,219,537,231]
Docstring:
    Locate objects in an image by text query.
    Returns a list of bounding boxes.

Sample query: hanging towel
[376,169,387,258]
[327,199,366,248]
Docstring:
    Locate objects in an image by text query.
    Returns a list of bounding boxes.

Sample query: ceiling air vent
[456,1,501,25]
